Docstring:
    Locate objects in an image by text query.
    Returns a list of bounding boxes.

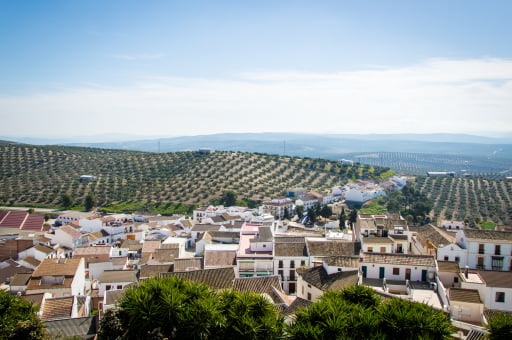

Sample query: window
[290,261,295,269]
[496,292,505,303]
[495,245,501,255]
[117,285,122,290]
[444,256,449,261]
[393,268,400,275]
[492,256,504,271]
[278,260,283,268]
[479,244,485,254]
[106,285,112,291]
[278,270,284,280]
[455,257,460,263]
[307,292,312,301]
[289,270,296,281]
[454,277,459,283]
[368,246,373,252]
[477,257,485,270]
[301,260,306,267]
[380,247,386,252]
[289,283,296,294]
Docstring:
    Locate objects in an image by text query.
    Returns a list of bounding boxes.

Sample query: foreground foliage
[286,285,454,340]
[486,312,512,340]
[0,290,48,340]
[98,276,284,340]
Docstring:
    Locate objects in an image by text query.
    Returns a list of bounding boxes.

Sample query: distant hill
[0,144,390,212]
[58,133,512,177]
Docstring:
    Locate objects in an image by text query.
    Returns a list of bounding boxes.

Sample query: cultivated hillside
[0,144,391,212]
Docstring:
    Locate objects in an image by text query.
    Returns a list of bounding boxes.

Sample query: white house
[456,229,512,271]
[18,244,56,262]
[296,263,358,301]
[360,252,437,282]
[54,226,86,249]
[273,237,309,294]
[448,288,484,324]
[26,258,86,298]
[440,220,465,230]
[460,270,512,312]
[98,270,137,296]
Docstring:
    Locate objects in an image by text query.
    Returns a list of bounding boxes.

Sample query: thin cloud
[109,53,166,60]
[1,58,511,137]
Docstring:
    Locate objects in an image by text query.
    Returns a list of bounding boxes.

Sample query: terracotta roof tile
[42,296,74,320]
[160,267,235,289]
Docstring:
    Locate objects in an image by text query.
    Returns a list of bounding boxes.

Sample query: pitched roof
[173,258,203,272]
[361,252,436,267]
[297,266,358,291]
[322,256,360,268]
[105,289,125,306]
[34,243,55,254]
[282,297,313,316]
[74,246,111,256]
[191,224,222,232]
[232,275,281,294]
[58,225,82,238]
[153,248,179,263]
[10,272,32,286]
[20,256,41,268]
[139,264,173,278]
[141,240,162,254]
[250,227,273,242]
[437,261,460,273]
[410,224,454,247]
[464,229,512,242]
[21,293,45,307]
[274,242,308,257]
[363,236,394,244]
[160,267,235,289]
[99,270,137,283]
[42,296,74,320]
[274,236,306,243]
[307,240,360,257]
[87,229,109,241]
[232,275,287,304]
[204,250,237,267]
[44,316,98,340]
[449,288,482,304]
[32,258,83,277]
[477,271,512,288]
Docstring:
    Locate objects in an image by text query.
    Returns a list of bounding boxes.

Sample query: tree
[486,312,512,340]
[307,208,317,224]
[84,193,97,211]
[296,205,304,219]
[0,290,48,340]
[44,213,51,222]
[348,209,358,228]
[286,286,453,340]
[283,207,291,220]
[220,190,237,207]
[99,276,284,340]
[60,193,74,209]
[320,205,332,221]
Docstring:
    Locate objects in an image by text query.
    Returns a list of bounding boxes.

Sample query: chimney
[464,266,469,279]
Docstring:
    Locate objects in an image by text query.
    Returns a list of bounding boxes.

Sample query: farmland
[0,144,389,212]
[414,175,512,225]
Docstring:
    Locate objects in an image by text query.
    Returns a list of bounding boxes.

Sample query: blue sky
[1,1,512,139]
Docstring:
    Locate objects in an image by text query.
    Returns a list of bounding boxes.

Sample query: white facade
[437,243,467,268]
[457,230,512,271]
[79,219,103,233]
[440,220,465,230]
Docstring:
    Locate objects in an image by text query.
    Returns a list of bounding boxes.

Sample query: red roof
[21,214,45,231]
[0,211,44,231]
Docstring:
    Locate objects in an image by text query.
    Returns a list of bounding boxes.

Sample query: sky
[1,0,512,141]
